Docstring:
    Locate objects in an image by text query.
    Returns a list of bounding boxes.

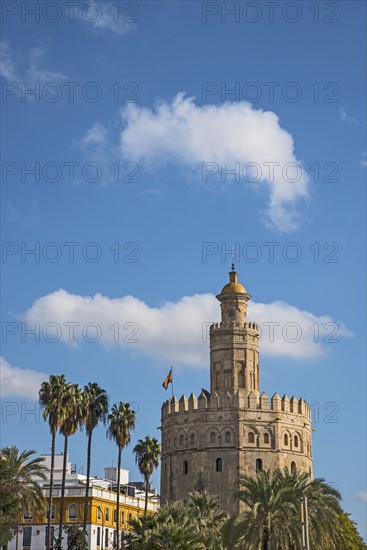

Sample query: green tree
[64,524,88,550]
[107,402,136,550]
[39,374,70,549]
[226,468,345,550]
[82,382,109,533]
[58,383,84,545]
[0,447,48,546]
[335,512,367,550]
[126,492,227,550]
[133,436,161,516]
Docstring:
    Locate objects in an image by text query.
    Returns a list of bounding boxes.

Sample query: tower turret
[210,265,260,397]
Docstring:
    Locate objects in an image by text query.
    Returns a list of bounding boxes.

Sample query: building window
[23,526,32,546]
[284,434,289,446]
[68,504,78,520]
[97,527,101,546]
[129,512,133,523]
[179,434,184,446]
[248,432,255,443]
[121,511,125,524]
[190,433,195,446]
[105,528,109,548]
[256,458,263,471]
[105,507,109,521]
[294,435,299,448]
[97,506,102,520]
[216,458,223,472]
[183,460,188,475]
[113,530,117,546]
[291,461,297,474]
[113,508,117,523]
[210,432,216,444]
[264,433,270,444]
[225,431,231,443]
[46,505,56,520]
[23,508,33,520]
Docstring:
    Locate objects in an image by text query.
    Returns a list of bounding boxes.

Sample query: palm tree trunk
[83,431,93,533]
[144,475,149,516]
[58,435,69,544]
[47,431,56,549]
[116,448,122,550]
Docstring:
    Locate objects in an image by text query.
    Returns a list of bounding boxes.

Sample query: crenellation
[260,391,269,410]
[179,395,188,412]
[169,396,179,414]
[271,392,281,411]
[281,394,290,412]
[198,391,208,409]
[188,392,198,411]
[290,396,298,413]
[248,390,259,409]
[210,391,219,409]
[221,391,232,409]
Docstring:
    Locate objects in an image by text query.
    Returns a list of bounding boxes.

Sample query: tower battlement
[161,391,311,420]
[210,321,259,332]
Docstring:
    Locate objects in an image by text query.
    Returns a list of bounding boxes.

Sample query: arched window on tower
[291,461,297,474]
[255,458,263,472]
[284,434,289,446]
[216,458,223,472]
[248,432,255,444]
[210,432,216,444]
[182,460,188,475]
[179,434,184,447]
[264,433,270,444]
[294,435,299,448]
[225,431,231,443]
[190,433,195,446]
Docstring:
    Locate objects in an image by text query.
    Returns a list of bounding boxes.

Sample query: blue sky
[1,0,366,538]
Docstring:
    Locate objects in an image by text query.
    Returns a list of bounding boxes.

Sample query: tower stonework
[160,268,313,515]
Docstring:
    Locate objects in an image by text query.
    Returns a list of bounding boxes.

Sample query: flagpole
[171,367,174,397]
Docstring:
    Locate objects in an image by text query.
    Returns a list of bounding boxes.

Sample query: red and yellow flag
[162,368,173,390]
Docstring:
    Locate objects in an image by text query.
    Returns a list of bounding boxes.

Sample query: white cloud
[0,41,66,83]
[77,122,109,150]
[339,106,358,126]
[119,93,309,232]
[357,492,367,503]
[360,152,367,168]
[75,2,134,35]
[0,356,47,399]
[0,41,18,81]
[20,289,352,368]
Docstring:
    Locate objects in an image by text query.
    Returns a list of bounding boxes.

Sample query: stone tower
[160,267,313,515]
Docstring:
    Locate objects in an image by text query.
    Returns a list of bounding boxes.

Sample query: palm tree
[188,492,228,550]
[226,468,345,550]
[126,492,227,550]
[107,402,136,550]
[39,374,70,549]
[0,447,48,547]
[58,383,84,545]
[133,436,161,516]
[82,382,109,534]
